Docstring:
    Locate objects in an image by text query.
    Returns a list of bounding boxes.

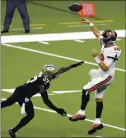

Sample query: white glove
[21,103,26,114]
[21,98,30,114]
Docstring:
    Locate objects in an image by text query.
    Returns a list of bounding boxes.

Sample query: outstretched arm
[58,61,84,74]
[41,90,58,111]
[80,18,101,39]
[40,86,66,116]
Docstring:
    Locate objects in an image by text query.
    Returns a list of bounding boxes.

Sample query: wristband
[89,23,94,27]
[94,56,101,64]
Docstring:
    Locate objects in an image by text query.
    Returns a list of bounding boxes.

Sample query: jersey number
[26,72,49,85]
[43,77,49,85]
[26,72,42,84]
[27,76,37,83]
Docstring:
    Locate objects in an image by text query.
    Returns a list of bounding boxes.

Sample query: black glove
[71,61,84,68]
[56,108,67,116]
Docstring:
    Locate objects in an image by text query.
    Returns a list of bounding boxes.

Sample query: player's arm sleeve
[40,87,58,111]
[58,66,72,74]
[58,61,84,74]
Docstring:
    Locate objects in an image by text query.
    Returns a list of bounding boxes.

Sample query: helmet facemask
[102,30,117,44]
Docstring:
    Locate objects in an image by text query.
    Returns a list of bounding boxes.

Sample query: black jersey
[19,72,50,98]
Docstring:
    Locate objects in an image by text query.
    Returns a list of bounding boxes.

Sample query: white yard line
[116,39,122,41]
[1,98,126,132]
[1,30,125,43]
[2,43,126,72]
[74,39,85,43]
[11,27,43,31]
[1,89,81,95]
[67,24,106,28]
[1,89,54,96]
[38,41,49,45]
[53,90,81,94]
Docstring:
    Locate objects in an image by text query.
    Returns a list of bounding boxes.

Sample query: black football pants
[1,88,34,133]
[3,1,30,31]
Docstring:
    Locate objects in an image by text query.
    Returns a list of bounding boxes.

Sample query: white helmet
[42,64,59,79]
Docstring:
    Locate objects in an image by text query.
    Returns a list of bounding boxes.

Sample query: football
[68,3,83,12]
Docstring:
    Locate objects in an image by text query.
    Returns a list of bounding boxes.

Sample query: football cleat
[69,114,86,121]
[25,30,30,33]
[88,123,104,134]
[8,129,16,138]
[1,30,9,33]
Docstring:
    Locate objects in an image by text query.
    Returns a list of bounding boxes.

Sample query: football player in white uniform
[69,18,121,134]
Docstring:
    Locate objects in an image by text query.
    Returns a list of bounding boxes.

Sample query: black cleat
[88,123,104,134]
[1,30,9,33]
[69,114,86,121]
[8,129,16,138]
[25,30,30,33]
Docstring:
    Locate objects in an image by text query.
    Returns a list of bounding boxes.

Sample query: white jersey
[98,36,121,76]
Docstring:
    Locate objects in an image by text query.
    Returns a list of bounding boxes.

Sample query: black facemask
[102,30,117,44]
[102,37,113,44]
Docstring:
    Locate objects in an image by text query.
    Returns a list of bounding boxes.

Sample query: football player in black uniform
[1,61,84,138]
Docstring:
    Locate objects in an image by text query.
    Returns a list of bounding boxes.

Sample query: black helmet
[102,30,117,44]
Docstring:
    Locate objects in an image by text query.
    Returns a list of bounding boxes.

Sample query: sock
[80,89,90,110]
[96,102,103,118]
[77,109,85,115]
[94,118,101,124]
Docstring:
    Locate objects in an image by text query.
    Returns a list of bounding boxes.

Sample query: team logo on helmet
[42,64,59,79]
[102,30,117,44]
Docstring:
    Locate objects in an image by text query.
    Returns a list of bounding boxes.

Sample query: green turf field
[1,0,126,137]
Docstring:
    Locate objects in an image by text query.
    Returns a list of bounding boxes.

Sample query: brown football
[69,3,83,12]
